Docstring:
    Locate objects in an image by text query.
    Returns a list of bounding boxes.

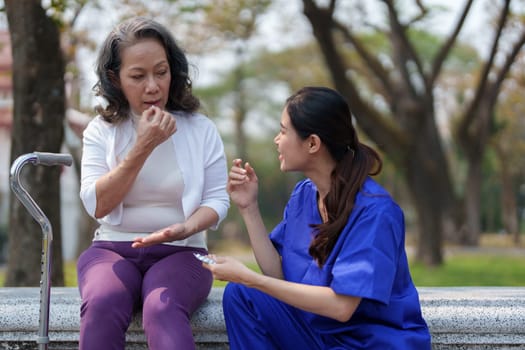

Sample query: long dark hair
[285,86,382,266]
[93,16,200,123]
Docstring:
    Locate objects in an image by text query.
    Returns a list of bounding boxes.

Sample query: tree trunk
[5,0,66,286]
[461,158,483,245]
[458,102,495,245]
[411,178,444,265]
[402,113,448,265]
[495,145,520,244]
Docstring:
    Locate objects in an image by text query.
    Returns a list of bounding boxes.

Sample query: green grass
[64,260,77,286]
[227,255,525,287]
[410,254,525,286]
[211,262,261,287]
[66,253,525,287]
[2,253,524,287]
[0,261,260,287]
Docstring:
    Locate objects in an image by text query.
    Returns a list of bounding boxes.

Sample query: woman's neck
[309,169,332,223]
[304,144,337,220]
[317,194,328,223]
[306,162,334,200]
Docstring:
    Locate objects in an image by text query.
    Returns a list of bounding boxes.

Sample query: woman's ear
[307,134,322,154]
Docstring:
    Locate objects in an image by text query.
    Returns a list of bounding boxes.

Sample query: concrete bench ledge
[0,287,227,350]
[1,286,525,349]
[419,287,525,349]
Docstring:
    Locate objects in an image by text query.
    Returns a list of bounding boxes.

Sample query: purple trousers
[77,241,212,350]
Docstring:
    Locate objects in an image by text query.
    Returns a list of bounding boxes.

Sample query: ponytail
[309,143,382,266]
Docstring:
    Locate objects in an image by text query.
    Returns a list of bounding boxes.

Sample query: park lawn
[1,253,524,287]
[63,254,525,287]
[409,254,525,286]
[225,256,525,288]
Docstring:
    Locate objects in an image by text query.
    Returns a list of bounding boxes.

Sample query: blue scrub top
[269,178,431,349]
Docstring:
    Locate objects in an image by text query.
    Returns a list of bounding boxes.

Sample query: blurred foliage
[197,0,271,40]
[486,52,525,235]
[197,18,488,239]
[481,149,504,232]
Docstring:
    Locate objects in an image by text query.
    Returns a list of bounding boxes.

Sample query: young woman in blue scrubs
[203,86,431,349]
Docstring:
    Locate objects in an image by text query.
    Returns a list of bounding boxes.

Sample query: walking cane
[9,152,73,350]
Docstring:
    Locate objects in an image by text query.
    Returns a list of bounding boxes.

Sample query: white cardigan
[80,111,230,233]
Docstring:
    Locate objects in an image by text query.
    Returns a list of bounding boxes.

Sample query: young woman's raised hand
[227,159,259,211]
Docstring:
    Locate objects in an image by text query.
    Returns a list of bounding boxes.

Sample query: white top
[80,111,230,248]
